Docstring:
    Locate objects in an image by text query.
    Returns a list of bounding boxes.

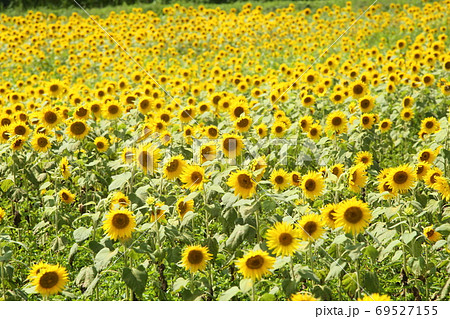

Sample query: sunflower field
[0,0,449,302]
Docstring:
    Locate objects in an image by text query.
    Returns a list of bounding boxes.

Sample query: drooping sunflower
[236,250,276,280]
[163,155,186,180]
[423,225,441,243]
[102,209,136,241]
[121,147,135,164]
[335,197,372,234]
[180,165,207,191]
[321,203,339,229]
[227,170,257,199]
[66,120,90,140]
[176,197,194,219]
[415,162,430,180]
[290,292,318,301]
[136,144,161,174]
[199,143,217,164]
[94,136,109,152]
[297,214,325,241]
[251,156,267,181]
[221,133,244,158]
[348,164,368,193]
[32,264,68,296]
[59,189,75,204]
[181,245,212,273]
[330,164,344,178]
[60,157,70,179]
[10,136,26,151]
[270,168,290,192]
[358,293,391,301]
[265,222,300,256]
[354,151,373,168]
[326,110,347,133]
[299,115,314,132]
[290,171,301,186]
[424,167,443,188]
[434,176,450,201]
[300,171,325,200]
[386,165,417,193]
[110,191,130,209]
[31,133,51,153]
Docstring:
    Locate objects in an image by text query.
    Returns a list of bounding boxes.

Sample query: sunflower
[67,120,90,140]
[300,171,325,200]
[103,102,124,120]
[402,96,414,108]
[386,165,417,193]
[204,125,219,139]
[270,168,290,192]
[330,92,344,104]
[335,197,371,234]
[360,113,375,129]
[163,155,186,180]
[221,133,244,158]
[358,95,375,113]
[350,80,367,99]
[418,148,437,164]
[47,80,65,97]
[136,144,161,174]
[227,170,257,199]
[199,143,217,164]
[421,117,440,134]
[358,293,391,301]
[59,189,75,204]
[236,250,276,280]
[348,164,367,193]
[60,157,71,179]
[400,108,414,121]
[74,105,90,120]
[12,121,30,138]
[32,264,68,296]
[179,106,196,123]
[271,121,287,138]
[28,262,50,281]
[435,177,450,201]
[121,147,135,164]
[150,202,167,223]
[265,222,300,257]
[377,179,397,199]
[415,162,430,180]
[290,171,301,186]
[424,168,443,188]
[10,136,26,151]
[102,209,136,241]
[0,207,5,223]
[40,107,61,129]
[354,151,373,168]
[299,115,314,132]
[111,191,130,209]
[180,165,207,191]
[255,123,268,138]
[94,136,109,152]
[298,214,325,241]
[423,225,441,242]
[138,98,153,114]
[181,245,212,273]
[321,203,339,228]
[379,119,392,133]
[307,123,322,141]
[301,94,315,107]
[251,156,267,181]
[290,292,318,301]
[422,73,435,87]
[234,116,252,133]
[326,110,347,133]
[330,164,344,178]
[31,133,51,153]
[176,197,194,219]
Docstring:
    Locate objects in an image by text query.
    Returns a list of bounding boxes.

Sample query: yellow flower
[270,168,290,192]
[180,165,207,191]
[236,250,275,280]
[300,171,325,200]
[59,189,75,204]
[32,264,68,297]
[94,136,109,152]
[266,222,300,256]
[163,155,186,180]
[358,293,391,301]
[291,292,318,301]
[102,209,136,241]
[298,214,325,241]
[227,170,257,199]
[335,197,371,234]
[423,225,442,242]
[181,245,212,273]
[176,197,194,219]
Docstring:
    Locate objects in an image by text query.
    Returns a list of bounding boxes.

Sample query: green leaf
[325,260,347,281]
[94,247,118,271]
[295,265,320,283]
[312,285,333,301]
[239,278,253,294]
[226,224,253,250]
[1,179,14,192]
[378,240,401,261]
[122,265,148,297]
[364,246,379,262]
[260,293,276,301]
[0,247,12,262]
[281,279,297,297]
[173,278,188,292]
[39,181,52,191]
[401,231,417,245]
[68,243,78,264]
[363,272,379,294]
[83,275,100,297]
[73,227,93,243]
[342,273,358,296]
[219,286,240,301]
[108,172,132,191]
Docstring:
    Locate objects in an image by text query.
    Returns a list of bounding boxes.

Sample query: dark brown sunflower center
[187,250,203,265]
[1,118,11,126]
[237,118,249,128]
[361,156,369,164]
[91,104,100,113]
[13,139,23,148]
[49,84,59,92]
[416,165,424,175]
[426,230,434,237]
[334,94,342,101]
[425,121,434,129]
[234,107,244,117]
[140,100,150,109]
[245,255,264,270]
[383,181,393,192]
[108,105,119,115]
[39,271,59,289]
[166,160,179,172]
[292,174,300,183]
[112,213,130,229]
[353,85,363,95]
[118,198,127,205]
[310,128,318,136]
[306,75,314,82]
[61,192,69,200]
[126,96,135,104]
[304,97,312,104]
[332,167,340,176]
[403,99,411,107]
[332,117,342,126]
[278,232,293,246]
[424,76,431,83]
[360,100,370,109]
[191,172,203,184]
[304,179,316,191]
[208,128,217,137]
[420,152,430,161]
[71,122,86,135]
[300,120,307,128]
[237,174,253,189]
[362,116,370,125]
[328,210,336,222]
[381,122,388,128]
[96,142,105,149]
[303,221,317,236]
[344,207,363,224]
[76,108,88,117]
[275,125,283,133]
[37,137,48,147]
[178,201,187,214]
[161,114,170,122]
[393,171,408,184]
[223,138,237,152]
[14,125,26,135]
[275,176,284,184]
[430,172,440,183]
[181,109,192,118]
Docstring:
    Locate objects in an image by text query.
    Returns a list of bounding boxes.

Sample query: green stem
[309,242,314,272]
[251,279,256,301]
[123,246,131,301]
[425,244,429,300]
[1,262,6,300]
[289,256,296,284]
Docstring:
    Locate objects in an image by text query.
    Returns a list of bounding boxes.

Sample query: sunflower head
[301,171,325,199]
[181,245,212,273]
[236,250,276,280]
[227,170,257,199]
[163,155,186,180]
[335,197,372,234]
[32,264,68,296]
[266,222,300,256]
[180,165,207,191]
[298,214,325,241]
[102,209,136,241]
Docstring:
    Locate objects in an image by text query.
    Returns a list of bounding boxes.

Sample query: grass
[0,0,437,17]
